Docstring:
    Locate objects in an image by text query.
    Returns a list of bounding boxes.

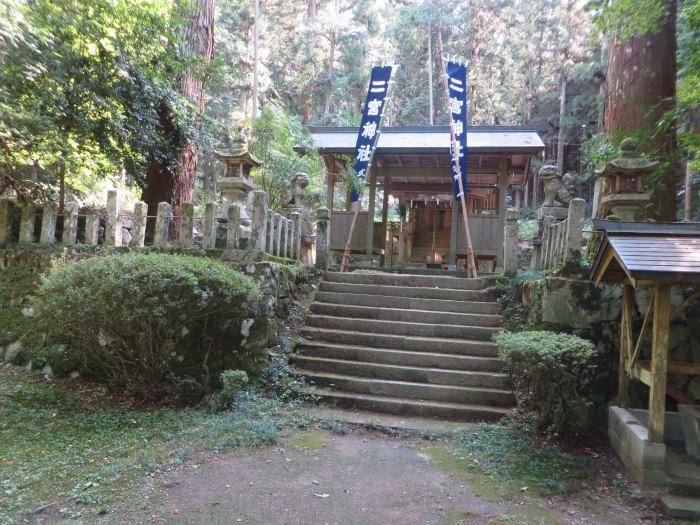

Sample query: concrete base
[608,406,666,487]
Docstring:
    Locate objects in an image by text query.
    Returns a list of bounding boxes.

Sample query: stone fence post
[202,201,218,249]
[504,209,519,275]
[273,214,283,256]
[265,210,274,253]
[40,201,57,243]
[154,202,171,248]
[85,213,100,245]
[315,207,330,270]
[280,218,288,258]
[287,219,295,259]
[291,211,301,261]
[565,198,586,261]
[179,202,194,249]
[105,190,122,246]
[0,200,12,244]
[19,203,35,244]
[62,201,80,245]
[227,204,240,249]
[541,215,555,270]
[131,201,148,248]
[250,191,268,251]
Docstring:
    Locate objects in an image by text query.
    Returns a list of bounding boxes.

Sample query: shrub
[494,330,597,437]
[33,253,264,399]
[213,369,249,410]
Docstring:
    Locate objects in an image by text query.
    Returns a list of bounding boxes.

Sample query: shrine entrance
[308,125,545,271]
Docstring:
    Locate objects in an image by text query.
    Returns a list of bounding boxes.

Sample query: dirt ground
[148,428,662,525]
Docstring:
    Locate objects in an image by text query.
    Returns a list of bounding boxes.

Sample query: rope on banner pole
[436,32,477,279]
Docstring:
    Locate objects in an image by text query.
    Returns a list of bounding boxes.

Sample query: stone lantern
[599,138,658,221]
[214,131,262,229]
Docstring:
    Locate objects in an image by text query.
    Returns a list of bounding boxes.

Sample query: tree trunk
[301,0,317,124]
[322,31,335,118]
[557,74,567,172]
[142,0,215,241]
[604,0,677,221]
[252,0,260,121]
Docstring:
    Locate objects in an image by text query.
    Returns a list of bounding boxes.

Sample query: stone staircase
[292,271,514,421]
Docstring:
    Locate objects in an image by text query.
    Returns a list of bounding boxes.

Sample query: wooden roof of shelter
[590,220,700,286]
[307,125,545,190]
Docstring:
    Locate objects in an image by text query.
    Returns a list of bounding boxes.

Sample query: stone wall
[520,275,700,406]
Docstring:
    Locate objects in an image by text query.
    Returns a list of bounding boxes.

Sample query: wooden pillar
[524,180,530,208]
[618,284,634,408]
[381,177,390,267]
[326,169,335,211]
[648,283,671,443]
[365,168,377,263]
[449,195,458,266]
[496,158,509,270]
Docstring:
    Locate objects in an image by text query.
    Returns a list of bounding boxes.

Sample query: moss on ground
[287,429,330,451]
[0,364,301,523]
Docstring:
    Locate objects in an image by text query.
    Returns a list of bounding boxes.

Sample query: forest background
[1,0,698,225]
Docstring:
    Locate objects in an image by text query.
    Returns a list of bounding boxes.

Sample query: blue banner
[447,61,468,199]
[350,65,393,203]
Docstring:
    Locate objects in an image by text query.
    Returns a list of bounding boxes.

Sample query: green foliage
[0,0,200,198]
[213,369,249,411]
[494,330,597,436]
[33,253,264,399]
[249,104,324,210]
[446,417,587,496]
[588,0,668,40]
[0,364,285,522]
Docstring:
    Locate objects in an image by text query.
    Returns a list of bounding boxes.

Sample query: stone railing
[0,189,306,263]
[539,198,585,270]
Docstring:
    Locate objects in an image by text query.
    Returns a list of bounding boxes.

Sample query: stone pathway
[154,429,654,525]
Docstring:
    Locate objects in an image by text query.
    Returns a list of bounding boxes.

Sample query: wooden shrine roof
[306,125,546,155]
[590,220,700,285]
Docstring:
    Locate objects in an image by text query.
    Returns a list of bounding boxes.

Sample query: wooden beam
[648,283,671,443]
[365,168,377,262]
[381,176,391,267]
[618,284,633,407]
[638,360,700,376]
[496,158,509,270]
[629,292,654,371]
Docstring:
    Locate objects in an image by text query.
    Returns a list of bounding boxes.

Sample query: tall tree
[601,0,677,220]
[142,0,216,238]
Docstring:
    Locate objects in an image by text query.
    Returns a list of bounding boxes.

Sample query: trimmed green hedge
[34,253,265,399]
[494,330,597,436]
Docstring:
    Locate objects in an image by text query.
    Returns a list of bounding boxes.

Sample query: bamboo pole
[436,32,477,278]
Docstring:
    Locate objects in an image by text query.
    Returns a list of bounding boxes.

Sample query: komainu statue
[281,172,310,209]
[539,164,573,207]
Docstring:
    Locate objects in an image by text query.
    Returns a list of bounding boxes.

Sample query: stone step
[668,475,700,498]
[319,281,489,301]
[296,370,514,406]
[300,327,499,357]
[297,341,505,371]
[660,495,700,520]
[324,271,487,291]
[291,355,508,389]
[314,291,500,315]
[306,387,510,422]
[306,315,500,342]
[310,303,502,327]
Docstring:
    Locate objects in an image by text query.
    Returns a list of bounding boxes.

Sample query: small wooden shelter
[590,220,700,443]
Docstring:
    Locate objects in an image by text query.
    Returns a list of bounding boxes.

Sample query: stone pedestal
[600,193,651,221]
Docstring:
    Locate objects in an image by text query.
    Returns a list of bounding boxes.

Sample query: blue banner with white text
[350,65,393,203]
[447,61,468,199]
